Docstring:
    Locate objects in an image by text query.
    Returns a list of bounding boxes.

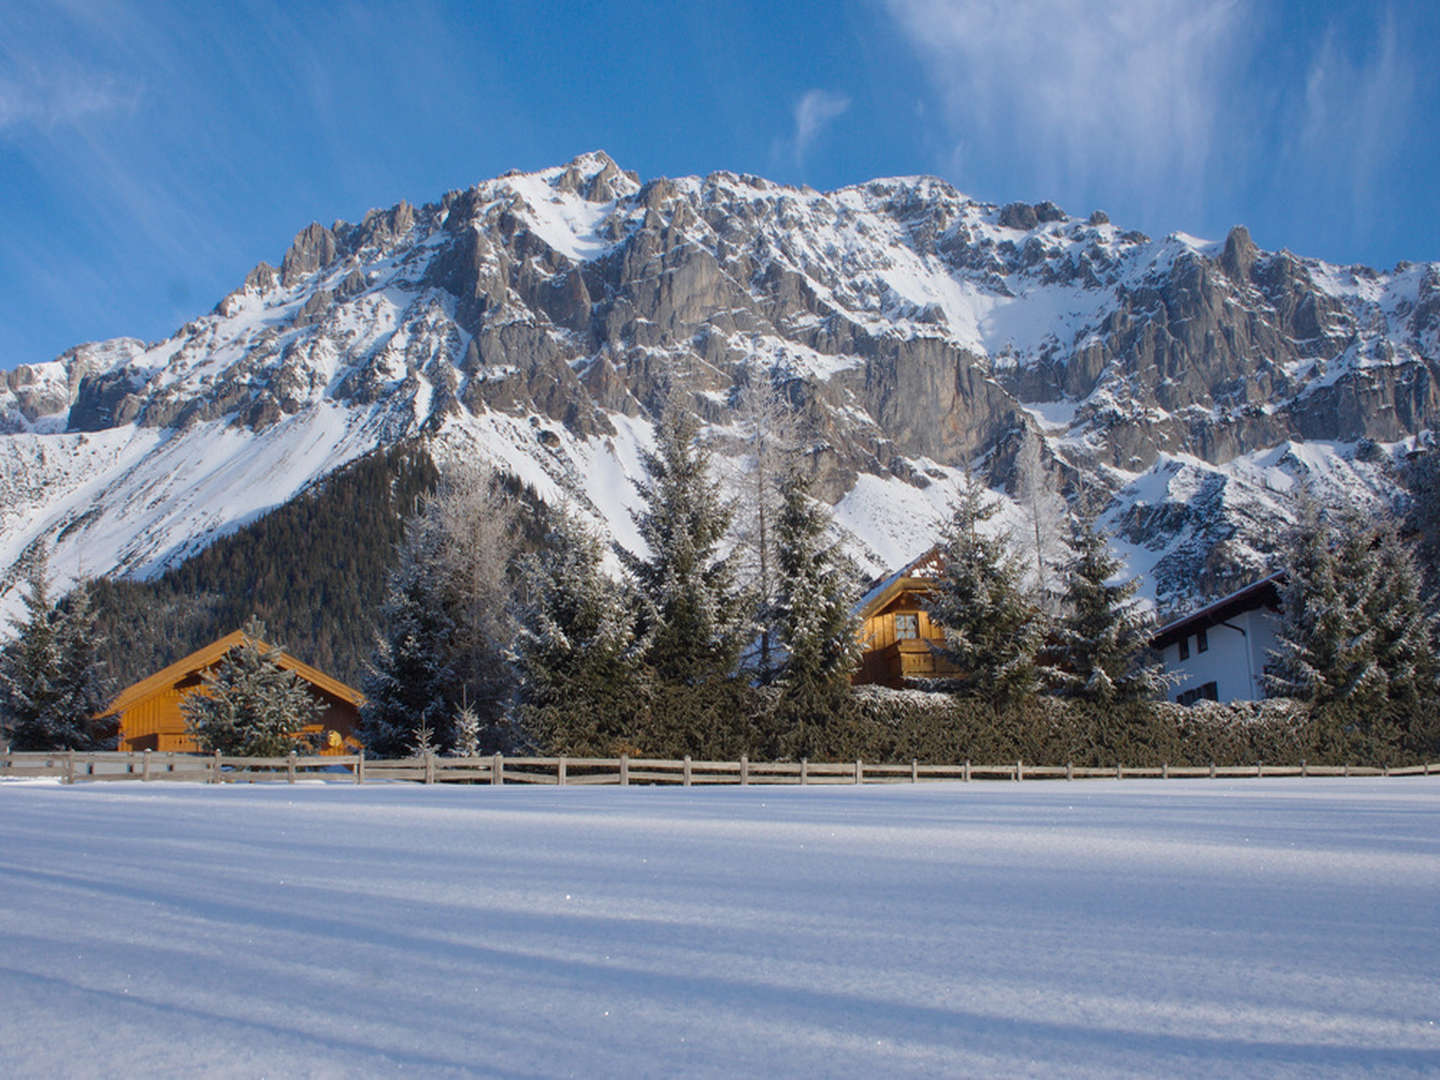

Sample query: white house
[1151,574,1283,704]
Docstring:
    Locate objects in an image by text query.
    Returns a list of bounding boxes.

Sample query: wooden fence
[2,749,1438,786]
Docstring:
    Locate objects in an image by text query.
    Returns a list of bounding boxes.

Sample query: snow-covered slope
[4,779,1439,1077]
[2,152,1435,614]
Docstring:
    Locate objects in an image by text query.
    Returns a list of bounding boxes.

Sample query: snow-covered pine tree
[925,472,1046,708]
[53,578,114,744]
[772,468,862,750]
[0,547,112,750]
[1362,514,1439,724]
[622,405,749,685]
[513,509,648,755]
[358,535,459,757]
[1266,497,1388,711]
[181,618,322,756]
[1401,443,1440,611]
[1048,518,1167,704]
[360,464,516,756]
[450,697,481,758]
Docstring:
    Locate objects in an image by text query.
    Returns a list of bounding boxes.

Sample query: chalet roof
[855,546,945,619]
[1150,572,1284,649]
[101,630,364,717]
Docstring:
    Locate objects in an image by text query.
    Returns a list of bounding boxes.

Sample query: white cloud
[884,0,1253,216]
[1293,11,1414,222]
[789,88,851,164]
[0,72,141,133]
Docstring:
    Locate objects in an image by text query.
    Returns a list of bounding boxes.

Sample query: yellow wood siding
[854,581,955,688]
[106,637,363,753]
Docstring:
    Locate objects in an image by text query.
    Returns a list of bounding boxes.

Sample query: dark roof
[1150,572,1284,649]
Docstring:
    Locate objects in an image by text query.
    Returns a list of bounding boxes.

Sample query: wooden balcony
[856,636,958,688]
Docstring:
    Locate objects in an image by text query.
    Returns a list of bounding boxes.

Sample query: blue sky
[2,0,1436,369]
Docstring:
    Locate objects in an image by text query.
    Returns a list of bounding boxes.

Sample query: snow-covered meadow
[2,778,1437,1078]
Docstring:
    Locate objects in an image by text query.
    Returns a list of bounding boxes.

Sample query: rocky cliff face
[1,152,1434,614]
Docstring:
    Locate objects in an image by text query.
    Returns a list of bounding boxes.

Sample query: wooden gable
[101,631,365,754]
[853,548,956,688]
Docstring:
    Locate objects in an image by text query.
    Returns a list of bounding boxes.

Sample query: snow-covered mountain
[2,151,1435,615]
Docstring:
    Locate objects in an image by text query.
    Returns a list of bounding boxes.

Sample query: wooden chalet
[853,548,958,688]
[100,630,364,754]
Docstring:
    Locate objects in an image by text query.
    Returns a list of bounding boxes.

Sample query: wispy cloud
[787,88,851,165]
[0,72,142,133]
[1292,10,1414,225]
[883,0,1253,216]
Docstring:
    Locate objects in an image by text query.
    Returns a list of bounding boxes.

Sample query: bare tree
[1015,428,1069,614]
[728,369,801,680]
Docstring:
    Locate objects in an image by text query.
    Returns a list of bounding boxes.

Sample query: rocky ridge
[1,151,1434,614]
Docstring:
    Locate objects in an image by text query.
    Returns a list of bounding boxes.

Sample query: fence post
[65,750,75,785]
[1300,759,1307,778]
[619,754,629,786]
[141,749,152,782]
[1256,761,1262,778]
[799,758,808,786]
[1162,762,1169,780]
[1016,760,1023,782]
[682,755,691,787]
[492,752,503,786]
[424,751,435,785]
[963,760,970,783]
[558,756,567,787]
[1116,762,1122,780]
[287,751,297,784]
[212,750,222,784]
[1344,762,1350,778]
[1066,761,1073,781]
[1209,762,1216,779]
[740,755,749,786]
[854,759,863,785]
[356,747,365,784]
[911,759,918,783]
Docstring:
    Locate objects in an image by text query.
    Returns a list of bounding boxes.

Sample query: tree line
[1,399,1437,763]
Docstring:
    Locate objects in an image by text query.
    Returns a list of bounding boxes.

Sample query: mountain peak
[0,156,1433,621]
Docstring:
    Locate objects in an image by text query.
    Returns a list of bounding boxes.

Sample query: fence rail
[2,749,1437,786]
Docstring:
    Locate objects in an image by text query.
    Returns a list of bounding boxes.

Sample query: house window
[1197,627,1209,653]
[895,613,919,640]
[1176,681,1220,706]
[1178,636,1190,661]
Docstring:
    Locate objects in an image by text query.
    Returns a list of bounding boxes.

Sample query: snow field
[0,779,1437,1078]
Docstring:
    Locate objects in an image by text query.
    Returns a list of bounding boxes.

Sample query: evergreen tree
[1266,498,1382,708]
[1266,497,1437,727]
[360,465,517,756]
[450,697,481,758]
[622,406,749,685]
[925,472,1046,708]
[1401,443,1440,611]
[1048,518,1168,703]
[1361,514,1439,723]
[181,618,322,756]
[358,536,459,756]
[513,510,648,755]
[0,549,112,751]
[772,468,862,754]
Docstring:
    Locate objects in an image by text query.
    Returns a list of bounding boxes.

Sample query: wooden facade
[853,548,958,688]
[100,631,364,754]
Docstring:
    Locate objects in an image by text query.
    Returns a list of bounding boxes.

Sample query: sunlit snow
[1,779,1436,1078]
